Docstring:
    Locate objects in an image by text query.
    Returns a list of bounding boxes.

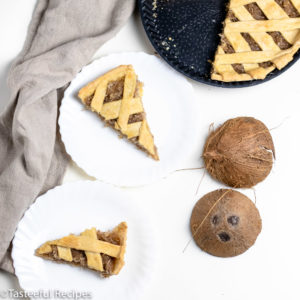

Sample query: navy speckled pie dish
[139,0,300,88]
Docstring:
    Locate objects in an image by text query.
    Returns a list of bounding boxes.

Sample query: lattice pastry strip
[49,229,105,271]
[292,0,300,11]
[212,0,300,82]
[224,19,300,33]
[81,228,104,271]
[35,222,127,277]
[231,5,279,51]
[78,65,159,160]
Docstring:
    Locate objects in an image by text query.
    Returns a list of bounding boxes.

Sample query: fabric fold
[0,0,135,273]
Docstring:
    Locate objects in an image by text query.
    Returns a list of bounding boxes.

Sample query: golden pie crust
[212,0,300,82]
[35,222,127,277]
[78,65,159,160]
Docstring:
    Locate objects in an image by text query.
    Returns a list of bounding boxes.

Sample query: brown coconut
[190,189,262,257]
[203,117,275,188]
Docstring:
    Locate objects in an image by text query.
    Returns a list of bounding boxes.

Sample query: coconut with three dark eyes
[190,189,262,257]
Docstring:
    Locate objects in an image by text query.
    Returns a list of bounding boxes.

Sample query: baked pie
[212,0,300,82]
[35,222,127,277]
[78,65,159,160]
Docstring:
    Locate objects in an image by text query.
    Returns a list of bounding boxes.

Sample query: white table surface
[1,1,300,300]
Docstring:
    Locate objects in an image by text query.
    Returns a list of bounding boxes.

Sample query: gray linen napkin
[0,0,135,273]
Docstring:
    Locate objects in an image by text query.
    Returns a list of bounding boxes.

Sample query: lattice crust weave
[78,65,159,160]
[35,222,127,276]
[211,0,300,82]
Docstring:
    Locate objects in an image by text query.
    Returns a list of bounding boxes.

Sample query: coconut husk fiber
[190,189,262,257]
[203,117,275,188]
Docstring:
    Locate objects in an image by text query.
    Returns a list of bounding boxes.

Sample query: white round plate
[59,52,199,186]
[12,181,156,300]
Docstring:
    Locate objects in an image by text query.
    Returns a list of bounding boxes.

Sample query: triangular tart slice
[211,0,300,82]
[78,65,159,160]
[35,222,127,278]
